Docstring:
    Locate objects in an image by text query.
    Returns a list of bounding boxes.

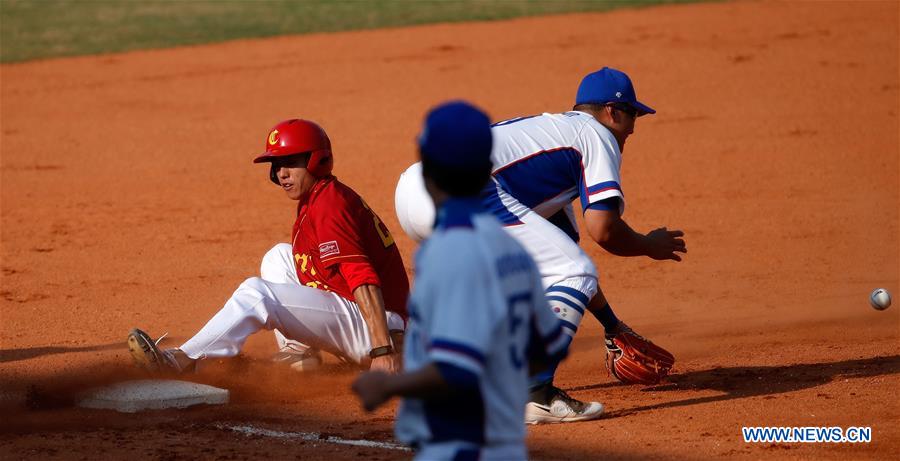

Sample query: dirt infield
[1,0,898,459]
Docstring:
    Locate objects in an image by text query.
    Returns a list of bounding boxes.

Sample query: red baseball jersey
[291,176,409,317]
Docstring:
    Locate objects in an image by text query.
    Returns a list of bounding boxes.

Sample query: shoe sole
[288,357,322,372]
[127,328,163,373]
[272,351,323,372]
[524,402,605,425]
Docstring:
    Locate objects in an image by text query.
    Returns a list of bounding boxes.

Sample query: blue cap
[575,67,655,116]
[418,100,493,169]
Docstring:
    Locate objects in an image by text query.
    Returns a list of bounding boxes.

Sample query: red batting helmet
[253,119,334,184]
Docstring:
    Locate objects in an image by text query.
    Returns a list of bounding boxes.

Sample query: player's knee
[547,255,598,289]
[545,277,596,337]
[578,258,599,281]
[222,277,276,326]
[260,243,293,279]
[236,277,271,303]
[551,276,597,301]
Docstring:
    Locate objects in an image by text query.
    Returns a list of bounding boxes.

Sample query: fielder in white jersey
[354,101,567,460]
[395,67,687,424]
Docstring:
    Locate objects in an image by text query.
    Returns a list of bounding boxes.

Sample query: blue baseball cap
[418,100,493,169]
[575,67,655,116]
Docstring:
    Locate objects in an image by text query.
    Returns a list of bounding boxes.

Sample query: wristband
[369,345,394,359]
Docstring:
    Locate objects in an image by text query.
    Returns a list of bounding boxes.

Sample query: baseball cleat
[272,348,323,372]
[127,328,183,374]
[525,386,604,424]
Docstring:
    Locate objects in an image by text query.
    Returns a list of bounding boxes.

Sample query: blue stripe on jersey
[587,180,621,195]
[586,197,619,212]
[431,339,486,365]
[492,147,583,210]
[545,286,590,306]
[479,182,522,225]
[579,180,622,213]
[546,295,586,315]
[424,383,486,444]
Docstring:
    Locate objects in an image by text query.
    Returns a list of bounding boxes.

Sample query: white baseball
[869,288,892,311]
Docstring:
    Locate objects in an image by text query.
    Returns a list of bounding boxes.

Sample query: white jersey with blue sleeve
[484,111,625,222]
[395,198,567,460]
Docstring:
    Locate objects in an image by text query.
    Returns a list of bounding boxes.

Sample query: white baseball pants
[179,244,404,364]
[490,179,598,335]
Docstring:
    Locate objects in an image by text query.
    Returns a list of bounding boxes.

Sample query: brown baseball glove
[605,323,675,385]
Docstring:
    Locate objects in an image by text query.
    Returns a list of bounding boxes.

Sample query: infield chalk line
[215,423,412,451]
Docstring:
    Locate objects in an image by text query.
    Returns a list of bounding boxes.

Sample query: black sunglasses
[606,103,638,118]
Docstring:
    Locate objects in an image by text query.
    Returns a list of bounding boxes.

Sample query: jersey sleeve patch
[318,240,340,258]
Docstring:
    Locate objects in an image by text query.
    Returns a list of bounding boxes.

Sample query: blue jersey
[483,111,625,223]
[395,197,567,458]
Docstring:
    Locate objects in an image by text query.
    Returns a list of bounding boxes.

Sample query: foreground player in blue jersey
[353,101,568,460]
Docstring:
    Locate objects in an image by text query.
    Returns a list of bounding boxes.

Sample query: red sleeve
[339,261,382,292]
[311,191,370,268]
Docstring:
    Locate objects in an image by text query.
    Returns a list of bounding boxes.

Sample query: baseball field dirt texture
[1,1,898,459]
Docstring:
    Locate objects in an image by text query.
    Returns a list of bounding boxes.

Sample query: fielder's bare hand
[645,227,687,261]
[353,371,391,412]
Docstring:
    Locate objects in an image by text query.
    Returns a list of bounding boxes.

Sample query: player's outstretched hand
[352,371,390,412]
[645,227,687,261]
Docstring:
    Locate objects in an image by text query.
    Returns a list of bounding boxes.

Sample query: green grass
[1,0,694,63]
